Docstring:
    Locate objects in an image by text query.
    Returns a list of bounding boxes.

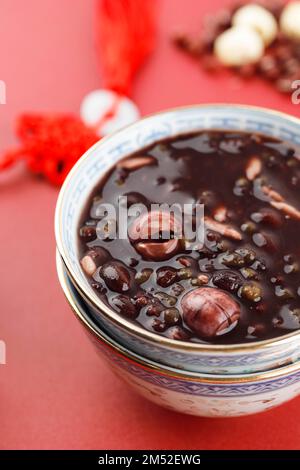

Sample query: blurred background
[1,0,300,450]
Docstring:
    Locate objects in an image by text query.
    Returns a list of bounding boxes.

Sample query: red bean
[100,261,133,293]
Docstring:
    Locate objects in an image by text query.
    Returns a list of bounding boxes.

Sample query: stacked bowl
[55,105,300,417]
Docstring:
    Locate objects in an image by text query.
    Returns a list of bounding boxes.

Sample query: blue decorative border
[90,334,300,397]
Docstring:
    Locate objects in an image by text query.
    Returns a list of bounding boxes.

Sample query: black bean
[111,295,137,319]
[152,319,167,332]
[213,271,242,292]
[79,225,97,242]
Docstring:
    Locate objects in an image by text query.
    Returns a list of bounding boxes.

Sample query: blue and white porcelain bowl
[55,104,300,375]
[57,252,300,417]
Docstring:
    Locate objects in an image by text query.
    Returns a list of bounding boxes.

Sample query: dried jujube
[181,287,240,338]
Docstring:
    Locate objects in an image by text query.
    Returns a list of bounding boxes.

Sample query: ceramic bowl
[57,252,300,417]
[55,104,300,375]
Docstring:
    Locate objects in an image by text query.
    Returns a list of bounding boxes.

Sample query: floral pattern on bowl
[57,252,300,418]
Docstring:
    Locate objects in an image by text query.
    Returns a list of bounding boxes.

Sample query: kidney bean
[100,261,133,293]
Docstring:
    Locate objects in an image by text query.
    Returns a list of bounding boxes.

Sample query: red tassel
[97,0,157,95]
[0,0,157,185]
[0,115,99,186]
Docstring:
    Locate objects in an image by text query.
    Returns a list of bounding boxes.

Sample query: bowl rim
[55,103,300,354]
[56,250,300,383]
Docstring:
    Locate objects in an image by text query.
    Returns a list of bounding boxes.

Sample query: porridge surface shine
[78,130,300,344]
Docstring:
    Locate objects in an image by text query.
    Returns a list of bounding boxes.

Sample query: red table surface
[1,0,300,450]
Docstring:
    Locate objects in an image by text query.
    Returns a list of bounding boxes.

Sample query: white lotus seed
[80,89,140,137]
[214,26,265,67]
[81,255,97,276]
[232,4,278,46]
[280,1,300,41]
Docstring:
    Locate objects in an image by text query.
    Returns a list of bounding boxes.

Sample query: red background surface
[1,0,300,450]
